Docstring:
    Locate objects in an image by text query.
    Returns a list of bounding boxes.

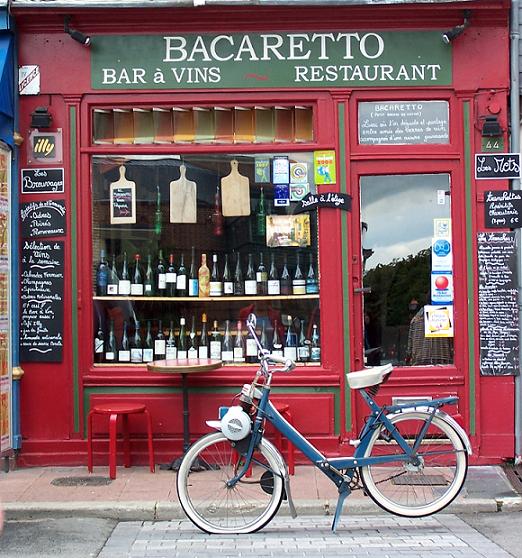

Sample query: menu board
[477,232,519,375]
[484,190,522,229]
[20,199,66,238]
[21,168,64,194]
[20,240,64,362]
[358,100,449,145]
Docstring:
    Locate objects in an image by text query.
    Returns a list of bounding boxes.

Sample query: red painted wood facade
[14,0,514,466]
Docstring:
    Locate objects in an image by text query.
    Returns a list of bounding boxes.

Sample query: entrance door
[355,173,454,370]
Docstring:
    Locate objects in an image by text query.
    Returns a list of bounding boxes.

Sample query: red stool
[273,403,295,475]
[87,402,155,480]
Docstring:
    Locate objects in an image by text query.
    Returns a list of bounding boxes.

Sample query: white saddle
[346,363,393,390]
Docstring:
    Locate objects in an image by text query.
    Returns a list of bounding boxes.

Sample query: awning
[0,34,13,149]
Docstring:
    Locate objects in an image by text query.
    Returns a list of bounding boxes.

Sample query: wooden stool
[273,403,295,475]
[87,402,155,480]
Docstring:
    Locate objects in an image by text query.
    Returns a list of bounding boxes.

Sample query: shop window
[92,153,321,367]
[360,174,453,367]
[92,105,314,145]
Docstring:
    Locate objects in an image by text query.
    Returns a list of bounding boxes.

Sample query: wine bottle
[131,320,143,363]
[245,253,257,296]
[267,252,280,295]
[178,317,188,358]
[222,254,233,296]
[118,252,131,296]
[233,320,245,362]
[280,254,291,295]
[310,323,321,362]
[233,252,244,296]
[176,252,188,297]
[257,186,266,238]
[210,320,222,360]
[283,317,297,361]
[118,320,131,362]
[222,319,234,363]
[154,185,162,236]
[94,317,105,363]
[198,313,209,359]
[107,254,119,295]
[131,254,144,296]
[260,320,268,350]
[189,247,199,297]
[156,249,167,295]
[96,249,109,296]
[144,253,154,296]
[292,252,306,295]
[212,184,224,236]
[188,315,198,358]
[306,253,319,294]
[166,320,177,360]
[209,254,222,297]
[297,319,310,362]
[166,253,177,297]
[154,319,166,360]
[198,253,210,297]
[256,252,268,295]
[245,319,258,363]
[105,319,117,362]
[271,320,283,357]
[143,320,154,362]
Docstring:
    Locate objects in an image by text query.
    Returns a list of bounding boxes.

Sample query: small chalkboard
[475,153,521,180]
[21,168,64,194]
[484,190,522,228]
[293,192,352,214]
[477,232,519,375]
[20,199,66,238]
[20,240,64,362]
[110,185,136,224]
[358,100,449,145]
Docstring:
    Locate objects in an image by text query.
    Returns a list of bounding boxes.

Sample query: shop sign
[475,153,521,180]
[484,190,522,228]
[294,191,352,213]
[27,130,63,165]
[91,31,451,90]
[21,168,64,194]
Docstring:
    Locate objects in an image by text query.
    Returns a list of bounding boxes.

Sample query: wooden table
[147,359,222,470]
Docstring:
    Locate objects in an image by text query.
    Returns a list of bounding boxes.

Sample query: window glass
[92,153,321,366]
[361,174,453,367]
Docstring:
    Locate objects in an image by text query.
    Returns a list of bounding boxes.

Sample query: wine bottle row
[95,247,319,298]
[94,314,321,365]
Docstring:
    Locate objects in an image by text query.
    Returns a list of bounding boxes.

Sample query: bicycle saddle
[346,363,393,389]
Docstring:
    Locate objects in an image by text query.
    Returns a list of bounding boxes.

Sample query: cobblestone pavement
[97,514,515,558]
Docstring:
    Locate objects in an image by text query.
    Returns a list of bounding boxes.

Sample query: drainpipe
[511,0,522,465]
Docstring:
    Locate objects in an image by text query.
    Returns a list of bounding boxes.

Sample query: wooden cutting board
[109,165,136,224]
[170,164,197,223]
[221,160,251,217]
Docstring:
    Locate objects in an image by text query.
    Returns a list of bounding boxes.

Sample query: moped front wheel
[176,431,284,534]
[360,411,468,517]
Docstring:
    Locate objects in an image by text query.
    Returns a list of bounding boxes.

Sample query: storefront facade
[13,0,514,466]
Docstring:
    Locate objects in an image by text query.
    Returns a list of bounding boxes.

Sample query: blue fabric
[0,33,13,147]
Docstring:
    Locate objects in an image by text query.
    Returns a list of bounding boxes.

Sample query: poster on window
[424,305,453,338]
[266,214,311,247]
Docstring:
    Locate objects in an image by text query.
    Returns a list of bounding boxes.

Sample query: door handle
[353,287,372,294]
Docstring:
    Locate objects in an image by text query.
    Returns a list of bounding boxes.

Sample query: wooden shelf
[93,294,320,302]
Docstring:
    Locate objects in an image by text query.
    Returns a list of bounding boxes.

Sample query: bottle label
[199,273,210,297]
[165,346,177,360]
[144,284,152,294]
[130,283,144,296]
[223,281,234,295]
[158,274,167,290]
[198,346,208,359]
[233,347,245,362]
[222,350,234,362]
[189,278,199,296]
[246,338,257,357]
[209,281,223,297]
[107,284,118,295]
[244,280,257,295]
[267,280,280,295]
[311,347,321,361]
[298,345,310,361]
[188,347,198,359]
[210,341,221,359]
[178,350,188,359]
[272,346,283,357]
[306,282,319,294]
[97,270,108,287]
[105,351,115,361]
[292,279,306,295]
[118,280,131,296]
[256,271,267,282]
[131,348,143,363]
[166,272,177,284]
[283,346,297,361]
[143,348,154,362]
[176,275,187,291]
[154,339,166,355]
[94,339,104,353]
[118,350,130,362]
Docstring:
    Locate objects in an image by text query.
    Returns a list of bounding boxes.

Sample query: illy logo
[32,136,55,158]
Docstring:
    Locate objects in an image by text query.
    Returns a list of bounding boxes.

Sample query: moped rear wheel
[176,431,284,534]
[359,411,468,517]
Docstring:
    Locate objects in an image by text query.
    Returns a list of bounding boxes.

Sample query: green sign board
[91,31,451,90]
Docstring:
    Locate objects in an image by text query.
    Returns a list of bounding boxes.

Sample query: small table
[147,358,222,470]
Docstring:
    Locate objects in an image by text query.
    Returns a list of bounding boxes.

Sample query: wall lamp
[30,106,52,129]
[64,16,91,47]
[481,115,503,137]
[442,10,471,44]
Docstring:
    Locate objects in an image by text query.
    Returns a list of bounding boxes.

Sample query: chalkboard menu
[358,100,449,145]
[20,240,64,362]
[477,232,519,375]
[21,168,64,194]
[484,190,522,229]
[475,153,521,180]
[20,199,66,238]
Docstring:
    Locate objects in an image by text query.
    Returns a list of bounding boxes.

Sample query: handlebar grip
[267,353,296,372]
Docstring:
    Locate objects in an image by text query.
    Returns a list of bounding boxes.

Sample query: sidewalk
[1,464,521,521]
